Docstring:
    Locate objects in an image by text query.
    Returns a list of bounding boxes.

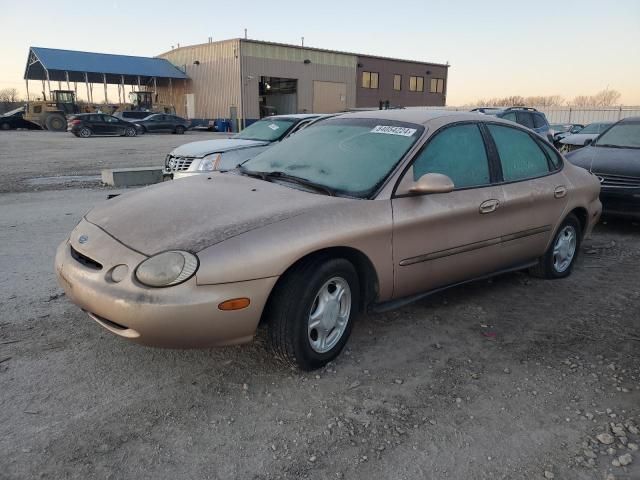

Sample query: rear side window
[533,113,547,128]
[488,124,550,181]
[539,141,562,170]
[501,112,516,122]
[413,124,490,188]
[88,115,103,122]
[516,112,535,129]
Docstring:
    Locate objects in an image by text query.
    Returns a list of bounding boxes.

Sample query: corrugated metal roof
[27,47,188,79]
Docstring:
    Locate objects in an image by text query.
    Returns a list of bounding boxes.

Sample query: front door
[391,122,510,299]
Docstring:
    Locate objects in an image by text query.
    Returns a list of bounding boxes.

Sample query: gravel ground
[0,131,639,479]
[0,129,229,193]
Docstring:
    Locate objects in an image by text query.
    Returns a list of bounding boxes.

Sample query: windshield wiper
[263,171,335,196]
[596,144,635,149]
[236,166,334,196]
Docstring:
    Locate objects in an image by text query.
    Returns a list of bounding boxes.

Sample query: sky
[1,0,639,105]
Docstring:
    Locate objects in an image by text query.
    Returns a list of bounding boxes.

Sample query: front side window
[488,124,550,182]
[409,76,424,92]
[234,118,296,142]
[362,71,378,89]
[429,78,444,93]
[595,121,640,149]
[242,118,423,197]
[393,74,402,91]
[412,124,490,188]
[533,113,547,128]
[516,112,535,129]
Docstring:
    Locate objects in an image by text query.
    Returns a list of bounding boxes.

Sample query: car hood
[169,138,270,158]
[85,173,349,255]
[566,146,640,176]
[560,133,599,145]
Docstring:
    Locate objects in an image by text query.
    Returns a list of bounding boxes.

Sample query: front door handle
[479,199,500,214]
[554,185,567,198]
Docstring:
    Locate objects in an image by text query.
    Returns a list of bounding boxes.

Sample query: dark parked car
[0,107,41,130]
[566,117,640,218]
[67,114,139,138]
[136,114,191,134]
[481,107,553,142]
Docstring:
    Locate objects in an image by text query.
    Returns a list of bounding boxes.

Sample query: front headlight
[135,251,199,287]
[197,153,221,171]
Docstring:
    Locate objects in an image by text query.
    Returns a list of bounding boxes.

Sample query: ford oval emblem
[78,234,89,244]
[597,176,605,184]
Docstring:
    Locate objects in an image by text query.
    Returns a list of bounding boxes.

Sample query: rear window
[533,114,547,128]
[516,112,535,129]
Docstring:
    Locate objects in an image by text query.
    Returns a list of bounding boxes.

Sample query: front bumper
[600,187,640,218]
[55,219,278,348]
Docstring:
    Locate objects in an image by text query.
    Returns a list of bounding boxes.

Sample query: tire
[45,114,66,132]
[266,257,360,370]
[78,127,92,138]
[137,126,146,135]
[529,213,582,279]
[0,122,11,131]
[124,127,137,137]
[175,125,185,135]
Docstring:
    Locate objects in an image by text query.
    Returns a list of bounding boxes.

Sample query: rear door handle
[554,185,567,198]
[479,199,500,214]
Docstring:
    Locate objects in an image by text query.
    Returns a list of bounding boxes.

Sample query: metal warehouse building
[156,38,449,126]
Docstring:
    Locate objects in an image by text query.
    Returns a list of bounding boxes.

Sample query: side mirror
[584,138,594,146]
[409,173,455,194]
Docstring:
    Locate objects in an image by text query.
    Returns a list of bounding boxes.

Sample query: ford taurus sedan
[55,110,601,370]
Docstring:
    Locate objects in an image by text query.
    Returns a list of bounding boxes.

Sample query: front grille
[70,245,103,270]
[165,155,195,172]
[595,172,640,189]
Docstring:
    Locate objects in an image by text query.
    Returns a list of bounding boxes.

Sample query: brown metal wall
[156,40,241,119]
[241,40,357,119]
[355,55,448,108]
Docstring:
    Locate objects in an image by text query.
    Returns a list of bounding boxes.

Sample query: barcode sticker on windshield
[268,123,280,131]
[370,125,417,136]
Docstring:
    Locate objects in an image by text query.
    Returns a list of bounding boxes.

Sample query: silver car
[164,114,323,179]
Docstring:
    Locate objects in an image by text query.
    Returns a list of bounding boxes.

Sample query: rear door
[485,123,568,260]
[391,122,509,298]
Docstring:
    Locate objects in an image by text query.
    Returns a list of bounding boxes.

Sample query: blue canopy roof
[25,47,188,84]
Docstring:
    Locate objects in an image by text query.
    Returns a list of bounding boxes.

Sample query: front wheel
[529,214,581,279]
[266,257,360,370]
[175,125,185,135]
[124,127,137,137]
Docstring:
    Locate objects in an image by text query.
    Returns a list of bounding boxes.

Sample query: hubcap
[307,277,351,354]
[553,225,577,273]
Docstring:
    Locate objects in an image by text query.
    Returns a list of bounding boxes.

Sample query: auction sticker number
[268,124,280,131]
[370,125,417,136]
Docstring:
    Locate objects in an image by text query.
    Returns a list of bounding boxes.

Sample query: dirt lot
[0,131,639,479]
[0,129,229,193]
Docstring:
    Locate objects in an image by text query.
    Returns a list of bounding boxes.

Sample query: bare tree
[0,88,22,103]
[570,89,621,107]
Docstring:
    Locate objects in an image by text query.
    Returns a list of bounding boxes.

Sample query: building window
[430,78,444,93]
[362,71,379,89]
[409,76,424,92]
[393,74,402,91]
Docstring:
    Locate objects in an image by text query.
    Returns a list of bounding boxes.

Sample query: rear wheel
[175,125,185,135]
[78,127,92,138]
[529,213,581,279]
[124,127,137,137]
[266,257,359,370]
[0,122,11,130]
[45,114,66,132]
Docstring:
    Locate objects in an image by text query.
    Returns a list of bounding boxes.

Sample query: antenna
[244,28,248,39]
[301,36,305,47]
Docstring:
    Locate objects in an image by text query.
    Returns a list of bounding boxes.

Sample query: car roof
[619,116,640,123]
[333,109,490,126]
[261,113,320,121]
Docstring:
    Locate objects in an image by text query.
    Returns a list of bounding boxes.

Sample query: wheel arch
[259,246,380,325]
[568,206,588,238]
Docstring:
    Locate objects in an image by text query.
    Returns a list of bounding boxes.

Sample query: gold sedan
[55,110,601,370]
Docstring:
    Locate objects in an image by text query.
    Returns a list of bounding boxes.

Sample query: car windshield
[594,122,640,149]
[580,123,611,134]
[241,117,424,197]
[233,118,297,142]
[551,124,570,132]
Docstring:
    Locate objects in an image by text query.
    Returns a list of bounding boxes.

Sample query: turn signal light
[218,298,250,311]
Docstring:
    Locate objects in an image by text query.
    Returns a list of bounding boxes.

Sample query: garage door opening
[259,76,297,117]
